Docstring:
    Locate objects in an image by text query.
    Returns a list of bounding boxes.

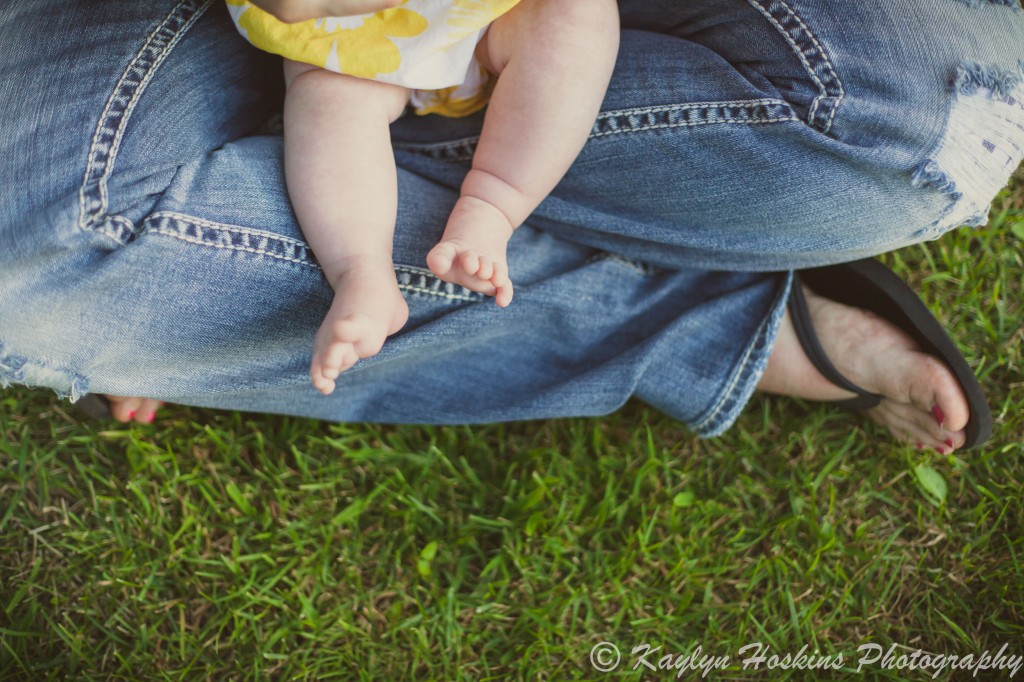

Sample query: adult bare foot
[759,284,969,452]
[105,395,165,424]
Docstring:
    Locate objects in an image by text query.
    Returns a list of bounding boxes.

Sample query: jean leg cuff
[690,271,793,438]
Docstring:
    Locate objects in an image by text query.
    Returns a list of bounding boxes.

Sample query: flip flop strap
[788,275,883,411]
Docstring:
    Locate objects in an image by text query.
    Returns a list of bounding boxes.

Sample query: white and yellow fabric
[226,0,520,117]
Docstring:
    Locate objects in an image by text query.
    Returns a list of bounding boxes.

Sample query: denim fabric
[1,0,1022,436]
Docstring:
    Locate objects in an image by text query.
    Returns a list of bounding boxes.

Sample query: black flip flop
[788,258,992,450]
[75,394,113,420]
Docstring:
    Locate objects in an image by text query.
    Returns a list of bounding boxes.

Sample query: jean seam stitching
[92,215,136,243]
[593,99,800,138]
[588,253,660,276]
[144,212,317,267]
[745,0,845,134]
[149,228,318,267]
[590,117,798,138]
[602,98,793,114]
[396,99,798,160]
[76,0,213,242]
[398,284,479,301]
[150,211,311,249]
[394,265,484,302]
[141,213,482,302]
[394,137,481,157]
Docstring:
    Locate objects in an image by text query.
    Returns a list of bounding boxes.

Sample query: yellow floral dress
[226,0,520,117]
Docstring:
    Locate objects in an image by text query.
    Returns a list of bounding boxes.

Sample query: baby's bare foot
[427,196,515,307]
[311,257,409,395]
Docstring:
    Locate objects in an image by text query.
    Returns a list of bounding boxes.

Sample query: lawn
[1,172,1022,681]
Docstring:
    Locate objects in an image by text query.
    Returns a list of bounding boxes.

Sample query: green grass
[2,172,1022,681]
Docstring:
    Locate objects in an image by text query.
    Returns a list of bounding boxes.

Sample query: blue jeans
[1,1,1022,436]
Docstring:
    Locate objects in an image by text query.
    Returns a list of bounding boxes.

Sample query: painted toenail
[944,438,954,449]
[128,410,136,420]
[146,412,155,423]
[935,447,946,455]
[931,405,945,427]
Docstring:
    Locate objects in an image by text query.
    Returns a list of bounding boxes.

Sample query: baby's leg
[427,0,619,307]
[284,60,411,395]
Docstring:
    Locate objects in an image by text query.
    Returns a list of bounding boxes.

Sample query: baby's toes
[311,343,354,395]
[309,357,331,392]
[491,262,509,288]
[458,250,482,277]
[309,368,337,395]
[427,242,458,276]
[320,338,355,377]
[477,258,494,281]
[335,315,387,358]
[495,280,514,308]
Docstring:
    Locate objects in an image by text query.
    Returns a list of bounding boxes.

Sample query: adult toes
[886,402,966,451]
[868,406,947,451]
[135,398,162,423]
[107,395,142,423]
[904,352,970,433]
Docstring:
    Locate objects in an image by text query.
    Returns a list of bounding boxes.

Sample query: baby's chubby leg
[427,0,619,307]
[283,60,411,395]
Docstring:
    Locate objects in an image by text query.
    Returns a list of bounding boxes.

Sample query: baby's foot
[427,196,515,307]
[311,257,409,395]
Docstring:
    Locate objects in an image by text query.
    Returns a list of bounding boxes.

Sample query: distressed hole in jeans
[0,342,89,402]
[911,61,1024,238]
